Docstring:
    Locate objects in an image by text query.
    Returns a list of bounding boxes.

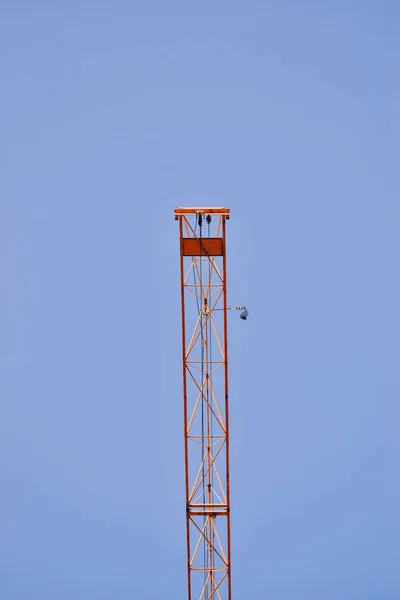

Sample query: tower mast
[175,207,232,600]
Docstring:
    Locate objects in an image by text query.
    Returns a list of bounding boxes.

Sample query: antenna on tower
[213,305,249,320]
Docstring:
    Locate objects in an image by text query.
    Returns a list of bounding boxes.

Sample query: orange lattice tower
[175,207,232,600]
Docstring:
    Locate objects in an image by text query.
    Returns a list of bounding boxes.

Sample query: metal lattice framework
[175,207,232,600]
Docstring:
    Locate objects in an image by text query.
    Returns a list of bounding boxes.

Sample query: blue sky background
[1,1,399,598]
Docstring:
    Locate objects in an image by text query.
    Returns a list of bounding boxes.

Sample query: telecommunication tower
[175,207,240,600]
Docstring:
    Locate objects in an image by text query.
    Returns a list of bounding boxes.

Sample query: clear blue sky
[1,2,398,598]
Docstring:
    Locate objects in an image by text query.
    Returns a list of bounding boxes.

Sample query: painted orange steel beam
[176,207,232,600]
[175,207,230,218]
